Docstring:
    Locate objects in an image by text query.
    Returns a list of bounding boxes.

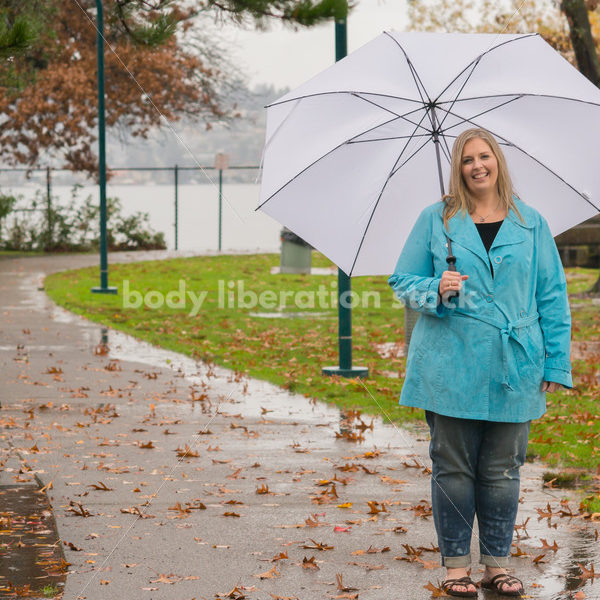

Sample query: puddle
[44,296,418,452]
[0,486,66,598]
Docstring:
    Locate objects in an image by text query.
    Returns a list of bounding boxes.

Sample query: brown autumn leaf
[149,573,180,584]
[254,565,280,579]
[44,366,63,374]
[120,506,154,519]
[256,484,270,494]
[302,556,319,570]
[577,562,596,581]
[88,481,113,491]
[303,539,334,551]
[305,514,322,527]
[271,551,288,562]
[223,511,240,517]
[532,554,547,564]
[269,594,298,600]
[536,503,555,519]
[539,538,559,552]
[168,503,191,517]
[336,573,359,592]
[63,541,82,551]
[137,441,155,449]
[67,500,92,517]
[348,559,381,567]
[176,444,199,458]
[227,468,243,480]
[216,587,246,599]
[367,501,387,515]
[424,581,449,597]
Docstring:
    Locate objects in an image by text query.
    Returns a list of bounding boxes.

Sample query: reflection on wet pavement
[0,486,66,598]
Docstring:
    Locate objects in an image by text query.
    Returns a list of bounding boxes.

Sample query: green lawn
[44,255,600,485]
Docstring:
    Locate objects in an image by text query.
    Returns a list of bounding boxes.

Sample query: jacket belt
[452,310,540,390]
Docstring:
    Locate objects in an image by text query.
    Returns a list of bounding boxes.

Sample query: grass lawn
[44,254,600,493]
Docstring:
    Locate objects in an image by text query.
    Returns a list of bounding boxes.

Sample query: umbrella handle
[445,235,459,299]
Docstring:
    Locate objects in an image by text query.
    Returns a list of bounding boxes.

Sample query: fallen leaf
[88,481,113,491]
[302,555,320,570]
[423,581,448,597]
[253,565,280,579]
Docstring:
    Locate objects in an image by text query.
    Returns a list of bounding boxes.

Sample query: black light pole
[92,0,117,295]
[322,13,368,379]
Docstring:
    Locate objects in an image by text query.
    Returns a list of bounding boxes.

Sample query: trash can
[280,228,311,274]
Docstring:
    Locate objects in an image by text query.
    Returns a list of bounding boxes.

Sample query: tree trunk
[561,0,600,85]
[561,0,600,292]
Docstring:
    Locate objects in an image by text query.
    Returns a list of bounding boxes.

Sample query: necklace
[472,199,501,222]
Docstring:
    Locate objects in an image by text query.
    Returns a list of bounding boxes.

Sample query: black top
[475,219,504,253]
[475,220,504,276]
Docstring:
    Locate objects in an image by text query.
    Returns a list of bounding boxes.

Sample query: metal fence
[0,165,261,251]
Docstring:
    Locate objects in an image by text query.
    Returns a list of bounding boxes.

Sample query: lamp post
[214,151,229,252]
[92,0,117,295]
[322,14,368,379]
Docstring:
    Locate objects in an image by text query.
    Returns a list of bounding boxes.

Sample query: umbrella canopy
[258,31,600,276]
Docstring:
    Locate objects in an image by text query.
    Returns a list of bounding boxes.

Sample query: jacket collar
[445,203,533,264]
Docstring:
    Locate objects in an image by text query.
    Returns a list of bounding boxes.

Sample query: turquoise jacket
[388,198,572,423]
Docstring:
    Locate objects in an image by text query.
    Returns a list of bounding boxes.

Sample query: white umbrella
[257,31,600,276]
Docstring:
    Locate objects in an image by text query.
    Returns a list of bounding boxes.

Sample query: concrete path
[0,252,598,600]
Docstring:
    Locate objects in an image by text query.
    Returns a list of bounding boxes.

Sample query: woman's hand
[439,270,469,296]
[541,381,561,392]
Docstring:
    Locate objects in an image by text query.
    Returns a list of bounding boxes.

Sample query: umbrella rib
[258,100,430,211]
[348,133,432,145]
[266,90,424,109]
[438,92,600,109]
[352,93,432,133]
[345,114,426,145]
[383,31,432,106]
[256,137,350,211]
[348,130,433,276]
[383,32,441,147]
[389,136,435,179]
[438,95,524,135]
[441,108,600,212]
[257,112,417,211]
[433,34,538,103]
[436,56,483,133]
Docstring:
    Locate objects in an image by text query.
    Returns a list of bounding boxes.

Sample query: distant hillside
[107,83,289,183]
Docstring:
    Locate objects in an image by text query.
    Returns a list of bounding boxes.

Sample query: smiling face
[460,137,499,198]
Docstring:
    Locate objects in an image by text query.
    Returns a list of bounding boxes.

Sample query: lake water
[2,182,282,253]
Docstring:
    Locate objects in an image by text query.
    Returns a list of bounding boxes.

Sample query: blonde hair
[442,128,522,228]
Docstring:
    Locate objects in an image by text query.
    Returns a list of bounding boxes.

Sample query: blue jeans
[425,411,530,568]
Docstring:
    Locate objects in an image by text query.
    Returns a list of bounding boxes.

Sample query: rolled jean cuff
[480,554,509,567]
[443,554,471,568]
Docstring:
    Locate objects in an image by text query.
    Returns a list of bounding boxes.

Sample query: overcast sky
[218,0,409,90]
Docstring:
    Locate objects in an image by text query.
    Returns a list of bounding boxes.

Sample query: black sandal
[480,573,524,597]
[442,576,478,597]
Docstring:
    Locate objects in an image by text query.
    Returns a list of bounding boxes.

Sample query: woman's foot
[442,567,478,597]
[480,567,524,596]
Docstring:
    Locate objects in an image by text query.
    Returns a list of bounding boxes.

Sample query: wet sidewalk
[0,253,598,600]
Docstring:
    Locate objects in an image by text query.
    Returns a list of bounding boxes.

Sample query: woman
[388,128,572,597]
